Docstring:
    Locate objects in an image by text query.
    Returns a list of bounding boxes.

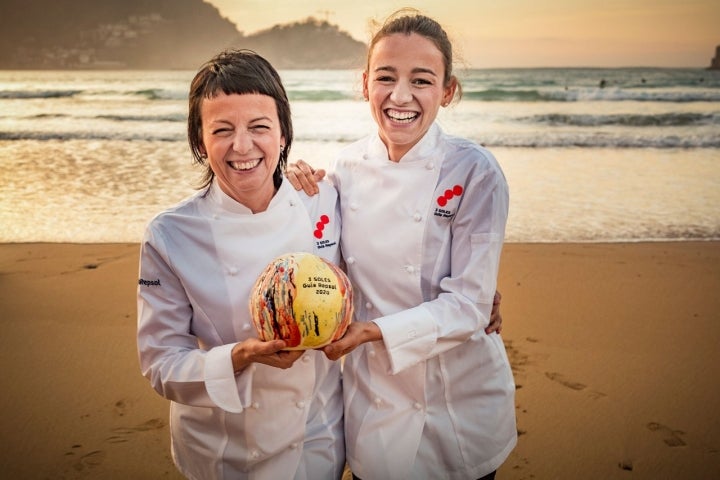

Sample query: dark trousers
[353,472,496,480]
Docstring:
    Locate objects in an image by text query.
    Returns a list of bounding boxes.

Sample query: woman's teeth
[386,109,418,123]
[230,159,261,171]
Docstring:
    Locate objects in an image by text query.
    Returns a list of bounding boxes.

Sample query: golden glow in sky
[205,0,720,68]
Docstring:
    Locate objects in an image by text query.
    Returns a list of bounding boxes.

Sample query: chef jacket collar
[207,177,294,215]
[368,122,443,164]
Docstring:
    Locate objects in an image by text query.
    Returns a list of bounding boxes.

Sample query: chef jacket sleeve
[374,155,509,374]
[137,228,252,413]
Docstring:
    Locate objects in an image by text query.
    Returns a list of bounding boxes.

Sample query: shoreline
[1,241,719,478]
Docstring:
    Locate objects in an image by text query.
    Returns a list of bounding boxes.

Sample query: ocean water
[1,68,719,243]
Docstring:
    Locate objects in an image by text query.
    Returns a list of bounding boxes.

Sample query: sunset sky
[206,0,719,68]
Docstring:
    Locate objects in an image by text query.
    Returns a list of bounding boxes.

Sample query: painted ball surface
[249,252,353,350]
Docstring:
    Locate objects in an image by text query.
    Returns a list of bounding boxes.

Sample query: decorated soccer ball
[249,252,353,350]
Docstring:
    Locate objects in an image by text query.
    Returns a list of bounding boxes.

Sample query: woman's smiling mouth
[229,159,262,171]
[386,109,418,123]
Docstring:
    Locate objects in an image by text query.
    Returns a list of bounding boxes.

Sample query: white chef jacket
[137,178,345,480]
[330,123,516,480]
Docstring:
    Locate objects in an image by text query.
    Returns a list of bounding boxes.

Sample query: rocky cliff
[239,18,366,70]
[709,45,720,71]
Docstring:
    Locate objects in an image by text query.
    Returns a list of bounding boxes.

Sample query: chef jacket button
[212,214,219,220]
[302,354,310,363]
[368,349,376,358]
[346,256,356,265]
[350,202,358,211]
[250,449,260,459]
[251,365,257,372]
[365,302,373,310]
[373,397,382,406]
[228,266,238,276]
[252,402,260,409]
[413,212,422,222]
[289,199,296,206]
[405,265,415,274]
[243,323,251,331]
[363,154,369,160]
[414,402,422,410]
[290,442,299,449]
[296,400,306,409]
[425,162,434,170]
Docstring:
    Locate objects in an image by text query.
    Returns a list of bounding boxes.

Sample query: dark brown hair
[367,9,462,101]
[188,49,293,190]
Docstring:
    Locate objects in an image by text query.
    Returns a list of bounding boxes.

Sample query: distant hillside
[240,18,366,69]
[0,0,366,70]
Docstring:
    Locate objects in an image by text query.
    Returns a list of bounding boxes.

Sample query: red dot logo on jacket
[314,214,330,239]
[437,184,463,207]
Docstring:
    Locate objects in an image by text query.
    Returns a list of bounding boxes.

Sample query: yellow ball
[249,252,353,350]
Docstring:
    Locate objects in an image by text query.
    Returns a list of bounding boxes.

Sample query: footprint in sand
[545,372,587,391]
[114,399,127,417]
[504,340,530,376]
[106,418,166,443]
[587,390,607,400]
[545,372,608,401]
[647,422,687,447]
[124,417,165,432]
[73,450,106,472]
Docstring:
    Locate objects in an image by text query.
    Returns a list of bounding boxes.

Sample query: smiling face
[363,32,456,162]
[200,92,285,212]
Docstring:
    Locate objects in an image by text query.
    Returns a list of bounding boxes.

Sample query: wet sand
[0,242,718,479]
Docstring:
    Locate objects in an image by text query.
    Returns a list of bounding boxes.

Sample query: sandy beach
[1,241,718,479]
